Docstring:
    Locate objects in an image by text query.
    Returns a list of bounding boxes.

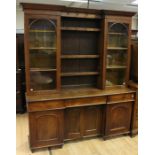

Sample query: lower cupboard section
[28,101,134,151]
[64,105,104,141]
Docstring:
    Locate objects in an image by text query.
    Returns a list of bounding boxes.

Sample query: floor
[16,114,138,155]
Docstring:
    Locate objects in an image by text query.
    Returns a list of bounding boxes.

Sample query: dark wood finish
[21,3,102,15]
[22,3,136,151]
[26,87,135,102]
[103,10,135,17]
[16,91,23,112]
[65,105,104,141]
[21,3,135,18]
[128,80,138,136]
[64,107,82,140]
[107,93,134,103]
[16,34,26,113]
[27,100,65,112]
[105,102,133,138]
[61,72,99,77]
[128,37,138,136]
[130,40,138,82]
[103,15,132,87]
[61,54,99,59]
[61,27,100,32]
[83,105,103,137]
[65,96,106,108]
[29,110,64,149]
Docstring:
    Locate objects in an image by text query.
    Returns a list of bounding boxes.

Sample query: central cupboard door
[83,106,103,137]
[64,105,104,140]
[64,108,82,140]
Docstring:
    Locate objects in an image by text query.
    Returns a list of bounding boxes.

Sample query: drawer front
[65,96,106,108]
[28,100,65,112]
[108,93,134,103]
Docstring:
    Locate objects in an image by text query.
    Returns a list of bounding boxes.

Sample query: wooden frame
[103,16,132,87]
[24,14,61,94]
[21,3,137,151]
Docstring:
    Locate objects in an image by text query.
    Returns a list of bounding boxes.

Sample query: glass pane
[106,50,127,67]
[30,71,56,91]
[108,35,128,48]
[108,23,128,48]
[29,31,56,49]
[29,19,56,49]
[30,50,56,69]
[106,70,125,86]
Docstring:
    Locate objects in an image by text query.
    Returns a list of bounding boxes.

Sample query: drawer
[28,100,65,112]
[65,96,106,108]
[107,93,134,103]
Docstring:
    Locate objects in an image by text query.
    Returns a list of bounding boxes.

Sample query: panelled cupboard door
[105,102,132,136]
[83,106,103,137]
[64,105,104,141]
[64,108,82,140]
[29,110,64,149]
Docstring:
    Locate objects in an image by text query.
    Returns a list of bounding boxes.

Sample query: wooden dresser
[21,3,136,151]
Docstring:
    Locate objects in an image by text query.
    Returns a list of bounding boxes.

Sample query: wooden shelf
[30,68,57,72]
[106,65,127,69]
[108,32,127,35]
[61,55,99,59]
[29,30,55,33]
[107,47,128,50]
[61,72,99,77]
[61,27,100,32]
[29,47,57,50]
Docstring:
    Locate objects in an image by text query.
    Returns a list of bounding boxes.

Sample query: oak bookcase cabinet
[22,3,136,151]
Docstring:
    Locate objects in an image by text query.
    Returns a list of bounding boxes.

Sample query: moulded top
[21,3,136,17]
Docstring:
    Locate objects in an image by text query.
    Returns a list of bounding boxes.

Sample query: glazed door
[104,17,131,87]
[25,15,61,93]
[29,110,64,149]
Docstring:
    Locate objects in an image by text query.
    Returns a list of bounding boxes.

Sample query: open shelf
[29,30,55,33]
[106,66,127,69]
[108,32,126,35]
[30,68,57,72]
[107,47,128,50]
[29,47,57,50]
[61,72,99,77]
[61,27,100,32]
[61,54,99,59]
[61,84,96,89]
[61,75,98,88]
